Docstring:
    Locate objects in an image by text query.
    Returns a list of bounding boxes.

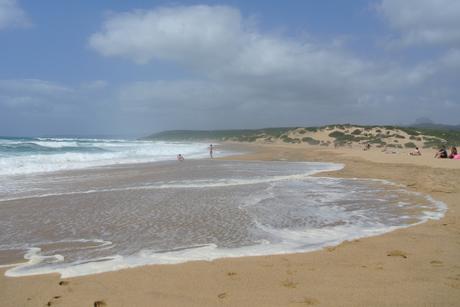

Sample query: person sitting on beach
[409,147,421,156]
[177,154,184,161]
[434,146,448,159]
[448,146,458,159]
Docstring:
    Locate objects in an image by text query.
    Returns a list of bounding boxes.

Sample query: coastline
[1,144,459,306]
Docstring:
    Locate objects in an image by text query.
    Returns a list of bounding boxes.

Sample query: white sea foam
[0,138,223,176]
[5,198,445,278]
[0,160,447,278]
[0,162,344,202]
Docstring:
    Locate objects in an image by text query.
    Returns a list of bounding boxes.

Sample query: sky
[0,0,459,137]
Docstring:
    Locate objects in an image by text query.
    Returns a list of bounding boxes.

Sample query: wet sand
[1,144,460,306]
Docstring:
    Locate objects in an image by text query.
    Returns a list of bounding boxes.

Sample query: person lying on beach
[449,146,458,159]
[434,146,448,159]
[409,147,421,156]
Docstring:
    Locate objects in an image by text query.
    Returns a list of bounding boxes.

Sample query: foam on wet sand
[0,159,445,278]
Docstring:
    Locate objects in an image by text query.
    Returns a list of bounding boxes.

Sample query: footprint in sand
[447,274,460,281]
[46,295,62,306]
[430,260,443,266]
[445,280,460,289]
[281,279,298,289]
[94,300,107,307]
[291,297,319,305]
[217,292,227,299]
[227,271,239,280]
[444,273,460,289]
[386,250,407,258]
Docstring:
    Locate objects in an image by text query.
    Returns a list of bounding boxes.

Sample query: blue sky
[1,0,459,136]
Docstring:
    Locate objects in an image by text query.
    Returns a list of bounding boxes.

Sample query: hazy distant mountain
[410,118,460,131]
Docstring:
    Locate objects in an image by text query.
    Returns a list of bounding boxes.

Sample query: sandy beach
[1,144,459,307]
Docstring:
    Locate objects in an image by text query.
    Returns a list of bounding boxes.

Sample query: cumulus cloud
[86,4,460,129]
[0,0,29,29]
[89,5,367,82]
[379,0,460,47]
[89,5,246,65]
[91,6,370,99]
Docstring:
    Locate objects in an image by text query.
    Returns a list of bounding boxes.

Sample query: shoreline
[1,144,459,306]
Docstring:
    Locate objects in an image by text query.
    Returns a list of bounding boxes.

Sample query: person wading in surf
[209,144,214,159]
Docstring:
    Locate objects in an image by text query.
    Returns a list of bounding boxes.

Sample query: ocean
[0,137,446,278]
[0,137,212,176]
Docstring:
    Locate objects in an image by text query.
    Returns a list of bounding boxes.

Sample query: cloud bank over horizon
[1,1,459,136]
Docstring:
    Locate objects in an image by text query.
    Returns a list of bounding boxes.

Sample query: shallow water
[0,160,445,277]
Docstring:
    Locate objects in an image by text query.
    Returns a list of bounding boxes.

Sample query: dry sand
[1,144,459,307]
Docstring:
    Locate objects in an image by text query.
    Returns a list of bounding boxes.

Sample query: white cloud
[89,5,246,65]
[0,0,30,29]
[90,5,373,105]
[87,4,460,128]
[0,79,72,109]
[89,5,367,82]
[379,0,460,47]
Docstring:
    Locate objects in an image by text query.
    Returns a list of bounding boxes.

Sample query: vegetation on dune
[302,137,320,145]
[404,142,417,148]
[367,138,386,146]
[423,137,446,149]
[416,128,460,147]
[144,128,295,142]
[328,131,364,144]
[143,124,460,148]
[281,135,301,144]
[351,129,362,135]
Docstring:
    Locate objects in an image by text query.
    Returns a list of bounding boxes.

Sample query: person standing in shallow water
[209,144,214,158]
